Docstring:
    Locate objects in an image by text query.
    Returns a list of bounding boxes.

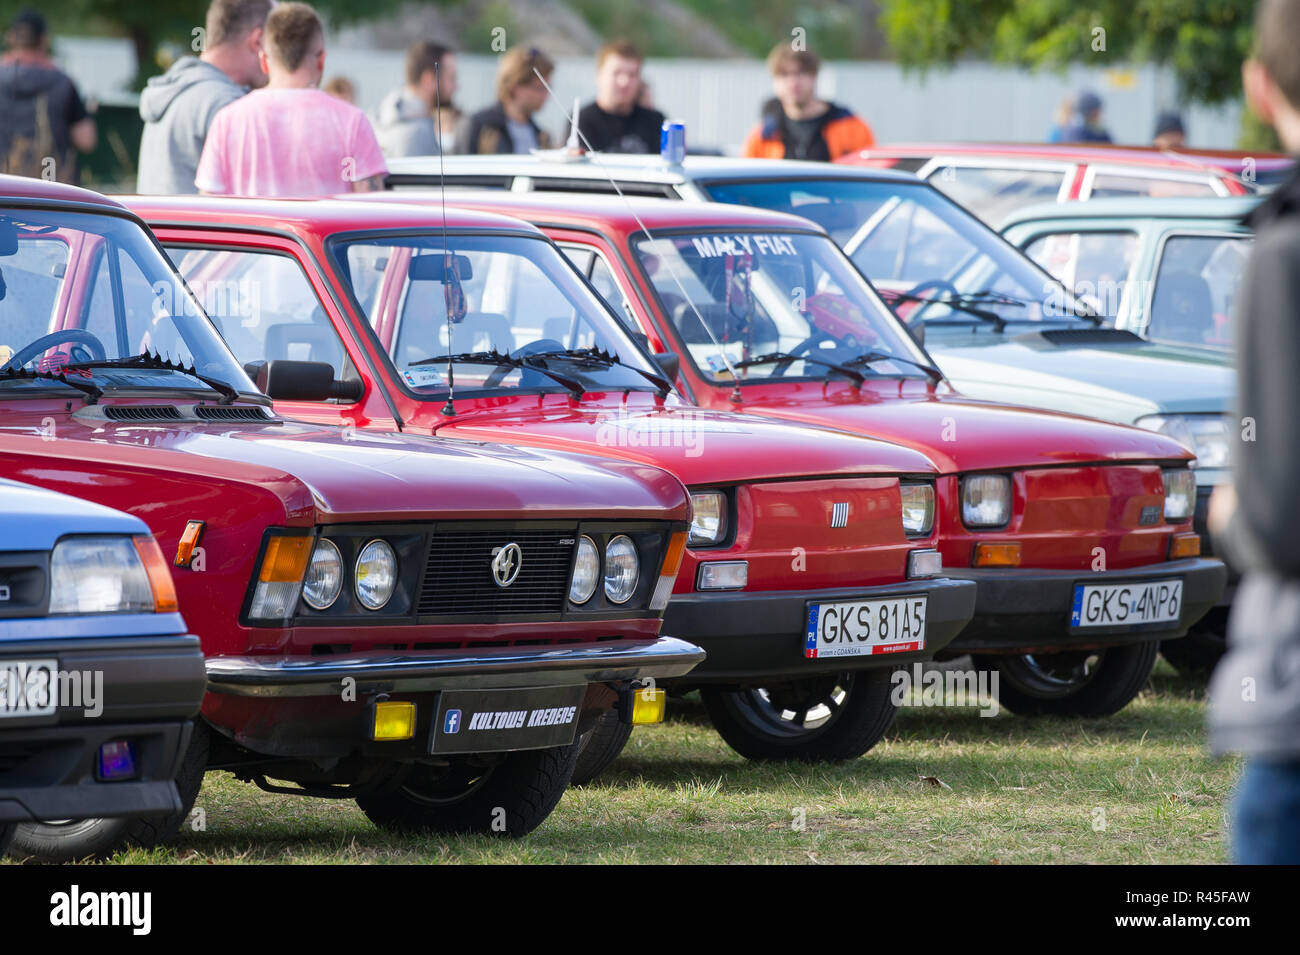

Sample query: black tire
[1161,609,1227,677]
[9,721,209,863]
[356,741,580,838]
[570,709,634,786]
[700,668,900,762]
[972,640,1160,718]
[0,823,14,857]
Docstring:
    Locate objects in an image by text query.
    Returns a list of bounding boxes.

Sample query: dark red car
[408,191,1226,720]
[128,194,979,781]
[0,176,704,852]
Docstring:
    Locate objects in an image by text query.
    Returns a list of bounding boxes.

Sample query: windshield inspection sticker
[402,366,444,388]
[690,234,799,258]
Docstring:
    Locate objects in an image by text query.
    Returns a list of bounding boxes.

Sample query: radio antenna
[532,68,745,404]
[434,60,456,416]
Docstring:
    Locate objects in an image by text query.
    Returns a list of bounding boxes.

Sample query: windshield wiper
[0,366,103,403]
[66,352,241,404]
[841,350,945,384]
[732,350,865,386]
[408,349,586,398]
[522,347,674,397]
[886,291,1008,331]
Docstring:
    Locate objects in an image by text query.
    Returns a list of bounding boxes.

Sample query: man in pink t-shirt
[195,2,386,196]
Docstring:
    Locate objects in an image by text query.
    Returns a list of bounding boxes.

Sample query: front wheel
[0,823,14,857]
[356,741,580,837]
[571,709,634,786]
[9,722,209,863]
[972,640,1160,717]
[700,669,900,762]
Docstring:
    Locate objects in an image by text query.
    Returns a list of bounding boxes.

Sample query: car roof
[121,194,545,238]
[374,189,827,236]
[846,141,1290,169]
[1,173,127,210]
[998,195,1261,229]
[386,153,920,185]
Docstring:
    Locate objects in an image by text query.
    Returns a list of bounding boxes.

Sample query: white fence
[54,37,1245,155]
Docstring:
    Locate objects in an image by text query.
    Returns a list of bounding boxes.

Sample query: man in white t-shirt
[196,2,387,196]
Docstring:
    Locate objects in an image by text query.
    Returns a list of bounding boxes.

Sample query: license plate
[431,684,586,754]
[0,658,58,719]
[1071,579,1183,629]
[805,596,927,659]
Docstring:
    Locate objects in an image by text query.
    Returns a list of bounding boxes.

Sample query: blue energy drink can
[660,121,686,164]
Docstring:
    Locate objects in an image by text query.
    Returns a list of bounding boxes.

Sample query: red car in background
[0,176,704,852]
[409,191,1226,720]
[128,194,980,782]
[840,142,1286,225]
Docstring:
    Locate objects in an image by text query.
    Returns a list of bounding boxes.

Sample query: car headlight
[302,538,343,610]
[1135,414,1230,470]
[962,474,1011,528]
[355,539,397,610]
[49,536,176,615]
[900,483,935,536]
[603,535,640,604]
[1162,468,1196,522]
[569,535,600,604]
[689,490,727,546]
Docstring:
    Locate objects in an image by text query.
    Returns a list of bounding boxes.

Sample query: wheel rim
[395,760,499,808]
[998,651,1105,699]
[726,674,855,741]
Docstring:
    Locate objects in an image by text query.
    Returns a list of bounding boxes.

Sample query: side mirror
[906,321,926,347]
[248,359,364,402]
[652,351,680,382]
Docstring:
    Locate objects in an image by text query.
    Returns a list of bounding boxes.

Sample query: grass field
[44,661,1240,865]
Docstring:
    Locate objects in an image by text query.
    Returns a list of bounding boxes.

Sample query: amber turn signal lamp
[174,520,206,568]
[1169,532,1201,559]
[973,542,1022,567]
[134,536,179,613]
[660,530,687,577]
[258,535,312,583]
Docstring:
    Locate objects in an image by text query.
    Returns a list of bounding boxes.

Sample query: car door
[155,228,400,431]
[1138,228,1253,348]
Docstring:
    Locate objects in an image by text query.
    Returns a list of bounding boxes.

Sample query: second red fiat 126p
[0,176,704,854]
[415,192,1226,720]
[128,195,978,783]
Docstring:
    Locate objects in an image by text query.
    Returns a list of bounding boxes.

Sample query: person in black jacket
[457,46,553,155]
[565,40,664,154]
[1208,0,1300,865]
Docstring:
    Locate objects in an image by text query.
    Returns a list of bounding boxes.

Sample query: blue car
[0,478,206,862]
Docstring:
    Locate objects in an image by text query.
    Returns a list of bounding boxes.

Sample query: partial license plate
[805,596,927,659]
[1071,579,1183,629]
[431,684,586,754]
[0,658,58,719]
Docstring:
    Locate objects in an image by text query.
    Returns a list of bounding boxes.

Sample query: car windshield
[630,229,930,382]
[699,177,1093,330]
[328,232,664,398]
[0,206,253,397]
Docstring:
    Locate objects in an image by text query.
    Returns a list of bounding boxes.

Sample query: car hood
[925,332,1235,424]
[423,398,938,485]
[733,386,1193,473]
[0,477,149,550]
[0,407,690,523]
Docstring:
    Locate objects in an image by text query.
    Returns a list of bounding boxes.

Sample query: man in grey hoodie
[374,41,457,158]
[1208,0,1300,865]
[136,0,271,194]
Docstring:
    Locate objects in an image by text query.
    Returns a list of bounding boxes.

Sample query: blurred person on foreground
[1208,0,1300,866]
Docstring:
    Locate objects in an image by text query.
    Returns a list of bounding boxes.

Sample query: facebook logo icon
[443,709,462,735]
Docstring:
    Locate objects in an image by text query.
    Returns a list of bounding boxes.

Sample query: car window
[0,237,67,359]
[927,166,1067,224]
[1087,173,1217,199]
[1148,234,1252,348]
[1022,230,1138,323]
[165,246,351,380]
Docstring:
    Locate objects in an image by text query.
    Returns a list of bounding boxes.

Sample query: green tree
[877,0,1256,105]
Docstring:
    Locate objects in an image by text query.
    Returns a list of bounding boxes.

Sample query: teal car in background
[999,197,1257,351]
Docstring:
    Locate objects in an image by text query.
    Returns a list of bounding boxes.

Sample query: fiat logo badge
[491,543,523,588]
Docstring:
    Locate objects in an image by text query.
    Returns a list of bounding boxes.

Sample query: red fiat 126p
[0,177,704,855]
[411,192,1225,720]
[128,195,978,782]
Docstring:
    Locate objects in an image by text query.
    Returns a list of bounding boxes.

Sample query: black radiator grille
[417,530,576,616]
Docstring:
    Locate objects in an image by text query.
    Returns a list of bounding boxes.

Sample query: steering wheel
[482,339,568,389]
[2,329,107,371]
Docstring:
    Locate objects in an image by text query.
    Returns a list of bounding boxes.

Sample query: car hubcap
[730,674,854,739]
[999,651,1104,698]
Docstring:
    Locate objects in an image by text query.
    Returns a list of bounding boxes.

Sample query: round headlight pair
[569,535,639,605]
[302,539,397,610]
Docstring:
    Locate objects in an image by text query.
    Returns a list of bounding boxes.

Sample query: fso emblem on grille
[491,543,524,588]
[830,502,850,528]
